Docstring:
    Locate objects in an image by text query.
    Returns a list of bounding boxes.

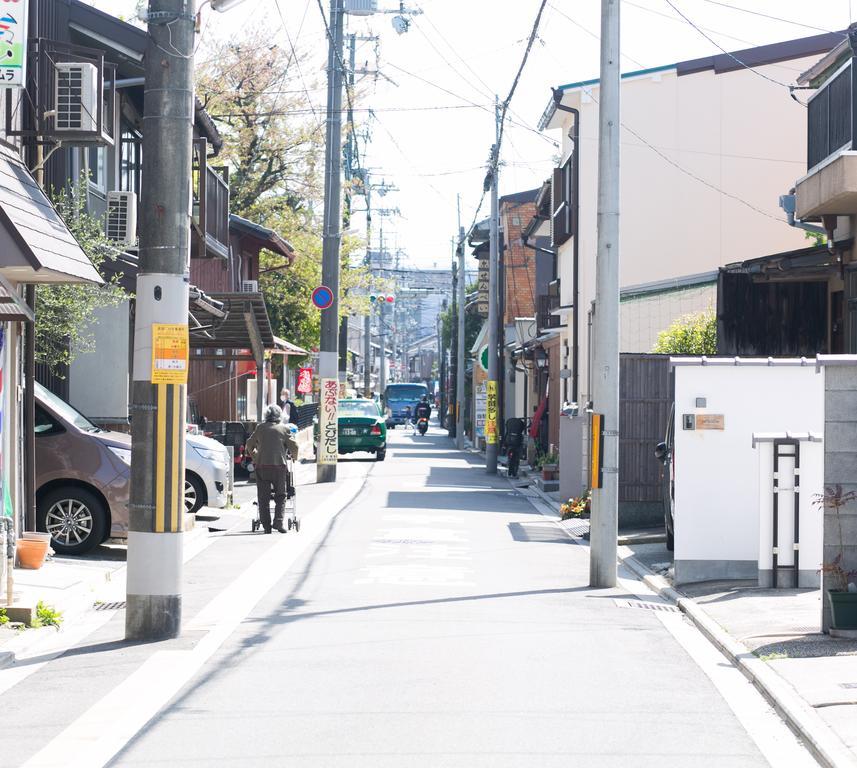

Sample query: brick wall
[501,200,538,325]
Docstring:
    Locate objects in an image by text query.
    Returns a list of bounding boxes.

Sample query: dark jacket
[245,421,299,466]
[281,398,299,424]
[415,402,431,419]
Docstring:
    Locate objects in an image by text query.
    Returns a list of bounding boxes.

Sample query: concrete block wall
[823,365,857,632]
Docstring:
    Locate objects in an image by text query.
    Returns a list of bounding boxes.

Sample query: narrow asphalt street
[1,422,819,767]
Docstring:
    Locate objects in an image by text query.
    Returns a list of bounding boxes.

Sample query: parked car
[314,398,387,461]
[383,382,429,427]
[34,383,229,555]
[654,404,675,551]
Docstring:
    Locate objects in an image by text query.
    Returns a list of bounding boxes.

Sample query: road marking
[19,477,368,768]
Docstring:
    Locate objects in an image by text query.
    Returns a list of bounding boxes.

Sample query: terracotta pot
[16,539,49,570]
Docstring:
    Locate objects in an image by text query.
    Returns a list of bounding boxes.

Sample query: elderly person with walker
[245,405,299,534]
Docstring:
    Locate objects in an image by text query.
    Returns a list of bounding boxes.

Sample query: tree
[652,310,717,355]
[37,179,126,375]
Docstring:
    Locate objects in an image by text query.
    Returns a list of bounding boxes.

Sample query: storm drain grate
[94,601,126,611]
[614,598,680,613]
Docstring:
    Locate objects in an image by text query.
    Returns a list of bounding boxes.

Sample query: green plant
[541,451,559,466]
[0,607,7,625]
[813,485,857,592]
[757,651,788,662]
[31,600,63,629]
[652,310,717,355]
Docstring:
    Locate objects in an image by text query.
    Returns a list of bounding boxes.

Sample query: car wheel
[39,487,107,556]
[184,473,206,514]
[376,448,386,462]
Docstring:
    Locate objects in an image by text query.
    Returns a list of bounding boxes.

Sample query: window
[34,406,63,436]
[120,125,142,195]
[87,145,106,193]
[551,155,573,247]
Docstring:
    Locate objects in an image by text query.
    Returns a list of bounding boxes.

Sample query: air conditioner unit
[105,191,138,245]
[344,0,377,15]
[241,280,259,293]
[54,62,99,132]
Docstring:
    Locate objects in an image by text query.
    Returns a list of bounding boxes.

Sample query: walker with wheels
[250,454,299,533]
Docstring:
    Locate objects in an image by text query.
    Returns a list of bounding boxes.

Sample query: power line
[699,0,847,37]
[662,0,809,96]
[208,104,489,118]
[547,3,648,70]
[276,0,321,122]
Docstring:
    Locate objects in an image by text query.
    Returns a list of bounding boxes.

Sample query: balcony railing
[192,138,230,259]
[537,293,561,331]
[807,58,853,171]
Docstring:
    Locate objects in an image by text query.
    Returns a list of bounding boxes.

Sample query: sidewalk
[515,476,857,768]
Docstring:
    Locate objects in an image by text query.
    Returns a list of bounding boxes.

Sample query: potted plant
[560,490,591,520]
[541,451,559,481]
[814,485,857,632]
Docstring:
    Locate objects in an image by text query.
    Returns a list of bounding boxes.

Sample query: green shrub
[652,310,716,355]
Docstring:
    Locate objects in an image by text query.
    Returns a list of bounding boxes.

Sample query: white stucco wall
[673,362,824,585]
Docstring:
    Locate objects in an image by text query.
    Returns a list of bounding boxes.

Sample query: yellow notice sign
[486,380,498,445]
[151,324,189,384]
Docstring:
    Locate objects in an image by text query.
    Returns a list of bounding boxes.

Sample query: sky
[90,1,855,269]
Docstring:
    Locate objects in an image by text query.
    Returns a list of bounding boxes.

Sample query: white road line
[20,477,366,768]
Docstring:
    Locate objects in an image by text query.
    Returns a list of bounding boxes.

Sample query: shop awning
[271,336,308,357]
[0,148,101,285]
[188,291,275,364]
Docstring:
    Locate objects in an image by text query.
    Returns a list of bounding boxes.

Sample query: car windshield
[35,382,101,433]
[385,386,427,403]
[339,401,379,418]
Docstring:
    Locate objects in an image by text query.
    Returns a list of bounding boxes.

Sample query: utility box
[672,358,824,586]
[344,0,378,14]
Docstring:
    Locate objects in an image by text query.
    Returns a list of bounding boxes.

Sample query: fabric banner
[318,378,338,465]
[485,380,498,445]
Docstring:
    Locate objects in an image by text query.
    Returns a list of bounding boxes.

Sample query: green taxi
[316,398,387,461]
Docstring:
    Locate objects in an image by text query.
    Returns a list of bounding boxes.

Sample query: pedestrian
[245,404,299,534]
[280,387,299,424]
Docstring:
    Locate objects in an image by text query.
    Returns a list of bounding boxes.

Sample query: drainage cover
[614,598,679,613]
[94,601,126,611]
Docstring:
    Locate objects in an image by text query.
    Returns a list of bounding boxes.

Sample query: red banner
[296,366,313,395]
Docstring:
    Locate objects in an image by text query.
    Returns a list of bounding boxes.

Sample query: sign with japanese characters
[475,382,486,438]
[151,324,189,384]
[485,380,498,445]
[477,257,489,317]
[296,367,313,395]
[318,378,339,465]
[0,2,27,88]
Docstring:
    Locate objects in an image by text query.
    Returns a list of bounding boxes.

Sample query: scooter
[416,416,429,435]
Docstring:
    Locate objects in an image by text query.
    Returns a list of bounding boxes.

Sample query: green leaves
[652,310,717,355]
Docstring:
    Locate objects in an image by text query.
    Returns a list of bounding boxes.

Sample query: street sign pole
[126,0,194,641]
[317,0,345,484]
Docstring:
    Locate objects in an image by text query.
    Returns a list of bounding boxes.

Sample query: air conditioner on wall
[241,280,259,293]
[54,62,99,132]
[105,191,138,245]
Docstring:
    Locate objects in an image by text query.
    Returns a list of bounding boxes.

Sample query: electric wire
[276,0,321,123]
[699,0,847,37]
[547,3,648,70]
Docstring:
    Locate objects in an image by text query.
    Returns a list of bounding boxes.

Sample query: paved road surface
[0,422,819,767]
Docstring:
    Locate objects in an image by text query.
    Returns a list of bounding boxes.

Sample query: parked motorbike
[504,417,526,478]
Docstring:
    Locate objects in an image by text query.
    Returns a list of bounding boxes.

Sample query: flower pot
[828,590,857,630]
[22,532,52,544]
[16,539,49,570]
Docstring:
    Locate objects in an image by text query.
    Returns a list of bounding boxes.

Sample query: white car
[185,433,231,514]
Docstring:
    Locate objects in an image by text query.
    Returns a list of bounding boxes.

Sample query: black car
[654,404,675,551]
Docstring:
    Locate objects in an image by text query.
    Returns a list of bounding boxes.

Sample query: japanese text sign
[151,324,189,385]
[0,1,28,88]
[318,378,339,465]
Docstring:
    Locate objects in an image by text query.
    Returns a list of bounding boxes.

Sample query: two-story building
[540,30,843,499]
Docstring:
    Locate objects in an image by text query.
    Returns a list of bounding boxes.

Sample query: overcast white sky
[91,1,854,269]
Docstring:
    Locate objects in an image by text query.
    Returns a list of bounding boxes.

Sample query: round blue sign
[312,285,334,310]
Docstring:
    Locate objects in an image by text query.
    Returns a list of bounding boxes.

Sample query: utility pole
[363,182,372,397]
[448,238,457,438]
[378,226,387,395]
[485,97,501,474]
[126,0,194,641]
[317,0,345,484]
[456,210,466,449]
[589,0,621,589]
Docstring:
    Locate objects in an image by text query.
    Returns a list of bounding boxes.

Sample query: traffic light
[370,293,378,303]
[386,294,395,303]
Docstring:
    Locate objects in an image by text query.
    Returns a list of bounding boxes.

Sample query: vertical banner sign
[590,413,604,489]
[475,382,487,438]
[318,378,338,465]
[0,0,28,87]
[151,324,189,384]
[485,380,498,444]
[296,366,313,395]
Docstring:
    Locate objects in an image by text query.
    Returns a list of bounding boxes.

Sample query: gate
[619,354,672,504]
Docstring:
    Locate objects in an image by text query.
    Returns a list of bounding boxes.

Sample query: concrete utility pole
[317,0,345,484]
[589,0,621,589]
[364,182,372,397]
[126,0,195,640]
[485,97,501,474]
[378,226,387,395]
[448,238,457,438]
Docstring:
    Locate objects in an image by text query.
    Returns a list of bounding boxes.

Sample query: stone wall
[823,365,857,632]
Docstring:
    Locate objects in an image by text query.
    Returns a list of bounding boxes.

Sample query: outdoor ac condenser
[54,62,99,132]
[241,280,259,293]
[105,191,138,246]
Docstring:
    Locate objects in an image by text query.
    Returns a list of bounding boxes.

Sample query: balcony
[796,57,857,219]
[537,293,561,332]
[192,139,230,259]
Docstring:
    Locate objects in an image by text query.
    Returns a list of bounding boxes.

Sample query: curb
[619,550,857,768]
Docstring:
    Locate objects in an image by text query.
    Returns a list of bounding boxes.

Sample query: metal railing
[537,293,561,330]
[294,403,319,430]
